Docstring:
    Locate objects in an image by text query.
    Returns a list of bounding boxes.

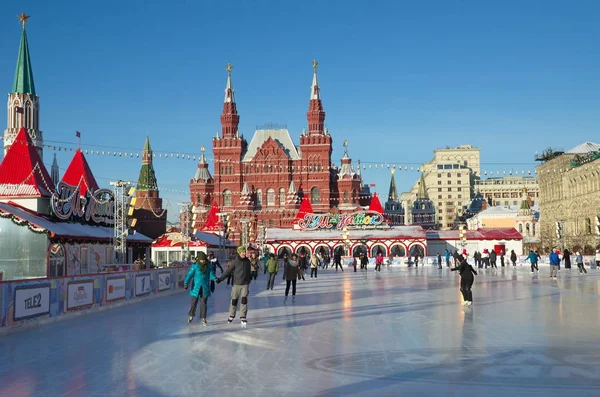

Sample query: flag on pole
[76,131,81,138]
[369,184,376,187]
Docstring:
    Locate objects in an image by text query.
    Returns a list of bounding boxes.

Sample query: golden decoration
[312,59,318,70]
[226,63,232,74]
[17,12,30,28]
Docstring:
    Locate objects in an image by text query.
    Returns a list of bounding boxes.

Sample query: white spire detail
[310,59,320,100]
[224,63,235,103]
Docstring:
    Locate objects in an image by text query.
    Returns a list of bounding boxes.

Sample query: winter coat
[575,254,583,264]
[283,259,301,281]
[489,251,497,261]
[549,252,560,266]
[510,251,517,262]
[184,263,216,298]
[376,254,384,265]
[451,260,478,278]
[250,259,260,272]
[266,258,279,274]
[218,254,252,285]
[310,255,319,269]
[527,252,538,264]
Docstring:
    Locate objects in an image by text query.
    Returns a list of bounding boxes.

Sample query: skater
[298,252,307,280]
[283,253,301,303]
[482,249,490,269]
[310,253,319,278]
[265,253,278,290]
[526,250,540,273]
[500,250,505,267]
[489,249,497,269]
[375,251,384,272]
[549,248,560,279]
[575,252,587,274]
[334,250,344,272]
[445,249,451,267]
[351,255,358,272]
[323,253,331,270]
[437,253,442,269]
[563,249,572,269]
[451,254,478,306]
[249,251,259,281]
[215,246,252,327]
[225,258,235,286]
[596,249,600,268]
[360,252,368,271]
[184,252,216,326]
[510,250,518,266]
[208,252,223,293]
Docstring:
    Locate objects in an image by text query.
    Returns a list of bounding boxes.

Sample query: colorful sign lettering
[297,211,385,231]
[51,181,115,225]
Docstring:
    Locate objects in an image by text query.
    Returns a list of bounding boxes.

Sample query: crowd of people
[183,246,600,326]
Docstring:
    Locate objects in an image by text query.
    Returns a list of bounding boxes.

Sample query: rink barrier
[0,267,190,333]
[351,255,598,268]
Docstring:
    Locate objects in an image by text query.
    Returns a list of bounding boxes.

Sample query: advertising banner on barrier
[13,284,51,321]
[135,273,151,297]
[177,268,186,287]
[158,271,171,292]
[106,276,126,303]
[67,280,94,311]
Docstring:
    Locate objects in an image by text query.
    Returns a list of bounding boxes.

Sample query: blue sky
[0,0,598,222]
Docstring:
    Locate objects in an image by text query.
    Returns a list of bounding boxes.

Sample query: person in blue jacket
[184,252,216,326]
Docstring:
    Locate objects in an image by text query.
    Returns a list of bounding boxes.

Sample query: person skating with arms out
[451,254,478,306]
[184,252,217,326]
[215,246,252,328]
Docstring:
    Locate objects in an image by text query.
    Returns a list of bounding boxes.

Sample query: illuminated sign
[297,211,386,231]
[51,181,115,225]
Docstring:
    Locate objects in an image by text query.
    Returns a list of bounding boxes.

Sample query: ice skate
[227,316,234,324]
[188,316,193,323]
[284,296,287,304]
[241,318,247,328]
[292,296,296,303]
[201,319,207,326]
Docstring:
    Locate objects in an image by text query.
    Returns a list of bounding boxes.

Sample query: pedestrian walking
[215,246,252,328]
[184,252,216,326]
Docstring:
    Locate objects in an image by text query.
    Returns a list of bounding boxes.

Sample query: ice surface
[1,264,600,396]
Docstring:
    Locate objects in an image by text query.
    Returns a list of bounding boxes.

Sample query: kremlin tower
[133,136,168,239]
[4,13,43,160]
[189,61,371,244]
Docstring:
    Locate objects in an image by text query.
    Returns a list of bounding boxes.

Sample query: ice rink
[1,264,600,397]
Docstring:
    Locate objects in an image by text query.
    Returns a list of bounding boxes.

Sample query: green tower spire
[137,136,158,191]
[388,170,399,202]
[12,15,36,95]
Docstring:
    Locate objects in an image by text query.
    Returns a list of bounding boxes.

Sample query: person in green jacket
[265,253,279,290]
[184,252,216,326]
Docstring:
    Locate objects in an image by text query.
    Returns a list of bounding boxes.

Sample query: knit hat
[237,246,246,255]
[197,251,207,261]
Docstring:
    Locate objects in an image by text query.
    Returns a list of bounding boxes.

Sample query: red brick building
[189,61,371,243]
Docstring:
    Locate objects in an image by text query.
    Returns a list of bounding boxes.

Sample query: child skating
[184,252,217,326]
[451,255,478,306]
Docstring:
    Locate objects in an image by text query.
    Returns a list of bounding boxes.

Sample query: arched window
[311,187,320,204]
[223,190,232,206]
[518,223,523,234]
[267,188,275,206]
[279,188,285,206]
[256,189,263,206]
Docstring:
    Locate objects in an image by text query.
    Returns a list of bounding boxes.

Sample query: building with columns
[475,176,539,207]
[189,61,371,243]
[4,13,43,160]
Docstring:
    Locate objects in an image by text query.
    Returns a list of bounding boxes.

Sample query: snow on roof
[242,129,300,162]
[426,228,522,240]
[566,141,600,154]
[266,226,426,241]
[0,201,152,242]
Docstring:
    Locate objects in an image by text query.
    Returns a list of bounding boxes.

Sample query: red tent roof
[368,192,385,214]
[0,127,54,197]
[295,196,314,222]
[61,149,99,196]
[201,201,222,231]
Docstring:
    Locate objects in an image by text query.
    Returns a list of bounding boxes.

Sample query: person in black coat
[451,255,478,306]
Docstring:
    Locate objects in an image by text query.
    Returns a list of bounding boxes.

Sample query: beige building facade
[536,142,600,254]
[401,145,480,230]
[475,176,539,207]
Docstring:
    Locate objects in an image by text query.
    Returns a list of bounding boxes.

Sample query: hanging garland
[0,211,50,236]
